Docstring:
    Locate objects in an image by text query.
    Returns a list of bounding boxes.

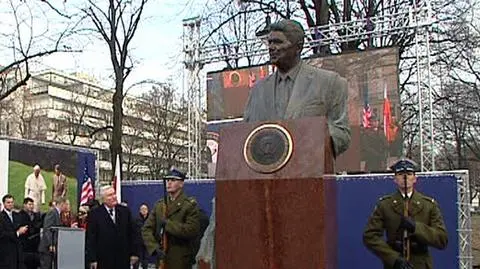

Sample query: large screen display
[0,138,97,212]
[206,47,402,173]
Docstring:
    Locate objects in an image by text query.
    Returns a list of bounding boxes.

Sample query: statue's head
[267,19,305,69]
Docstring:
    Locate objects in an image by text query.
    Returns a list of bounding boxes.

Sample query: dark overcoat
[87,204,141,269]
[0,211,25,269]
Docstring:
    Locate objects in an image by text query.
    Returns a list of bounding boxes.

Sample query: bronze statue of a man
[195,20,352,269]
[243,19,351,156]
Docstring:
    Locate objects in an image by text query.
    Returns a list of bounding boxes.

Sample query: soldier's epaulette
[187,197,197,205]
[379,195,392,201]
[421,196,436,203]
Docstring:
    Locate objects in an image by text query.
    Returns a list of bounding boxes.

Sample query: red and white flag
[383,84,393,142]
[112,154,122,203]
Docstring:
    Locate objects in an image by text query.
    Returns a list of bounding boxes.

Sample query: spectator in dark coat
[38,197,70,269]
[0,194,29,269]
[86,186,141,269]
[17,198,42,269]
[133,203,150,269]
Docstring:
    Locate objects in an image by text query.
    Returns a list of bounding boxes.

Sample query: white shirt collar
[54,206,61,214]
[4,210,13,221]
[401,191,413,199]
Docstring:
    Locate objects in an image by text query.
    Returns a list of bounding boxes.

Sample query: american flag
[248,72,256,88]
[80,166,94,205]
[362,103,372,129]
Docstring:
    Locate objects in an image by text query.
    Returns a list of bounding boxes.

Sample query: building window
[100,150,110,161]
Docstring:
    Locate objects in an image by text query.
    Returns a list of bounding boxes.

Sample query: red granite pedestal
[215,117,337,269]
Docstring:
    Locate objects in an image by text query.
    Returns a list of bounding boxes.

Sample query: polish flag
[383,84,393,143]
[112,154,122,203]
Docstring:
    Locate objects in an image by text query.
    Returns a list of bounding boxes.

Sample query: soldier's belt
[389,240,429,255]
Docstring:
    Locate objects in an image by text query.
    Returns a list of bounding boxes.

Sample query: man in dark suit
[243,19,351,157]
[18,197,42,269]
[38,196,70,269]
[87,186,141,269]
[0,194,29,269]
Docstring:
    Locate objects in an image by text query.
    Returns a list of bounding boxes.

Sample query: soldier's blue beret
[389,158,418,173]
[164,168,187,181]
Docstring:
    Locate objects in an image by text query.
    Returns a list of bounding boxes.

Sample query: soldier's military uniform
[142,170,201,269]
[363,159,448,269]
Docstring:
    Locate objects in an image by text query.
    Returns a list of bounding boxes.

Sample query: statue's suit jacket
[243,62,351,156]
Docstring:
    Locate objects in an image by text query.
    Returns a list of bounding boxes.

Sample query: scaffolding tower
[183,17,203,179]
[411,1,436,171]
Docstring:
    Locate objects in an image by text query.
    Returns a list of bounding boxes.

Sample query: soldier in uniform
[363,158,448,269]
[142,169,201,269]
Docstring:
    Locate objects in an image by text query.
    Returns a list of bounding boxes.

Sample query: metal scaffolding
[183,17,203,179]
[183,1,437,172]
[455,171,474,269]
[412,1,436,172]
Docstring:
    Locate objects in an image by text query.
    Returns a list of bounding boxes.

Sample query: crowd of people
[0,193,99,269]
[0,168,210,269]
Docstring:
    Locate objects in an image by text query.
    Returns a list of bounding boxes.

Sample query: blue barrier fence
[122,174,459,268]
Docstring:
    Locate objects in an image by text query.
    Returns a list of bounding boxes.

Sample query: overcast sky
[0,0,212,95]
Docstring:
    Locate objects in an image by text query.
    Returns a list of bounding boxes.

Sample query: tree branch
[39,0,72,19]
[89,125,114,138]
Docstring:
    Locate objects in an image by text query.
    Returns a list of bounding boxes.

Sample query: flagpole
[113,154,122,203]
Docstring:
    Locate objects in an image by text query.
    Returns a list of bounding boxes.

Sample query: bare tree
[12,87,45,139]
[201,1,268,68]
[0,77,14,134]
[0,0,80,101]
[0,84,50,139]
[82,0,149,178]
[203,1,418,55]
[122,136,144,180]
[134,83,188,178]
[434,80,480,202]
[435,83,471,167]
[425,0,480,201]
[53,84,112,147]
[122,110,145,180]
[201,0,477,162]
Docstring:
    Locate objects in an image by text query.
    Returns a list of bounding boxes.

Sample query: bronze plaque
[243,124,293,173]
